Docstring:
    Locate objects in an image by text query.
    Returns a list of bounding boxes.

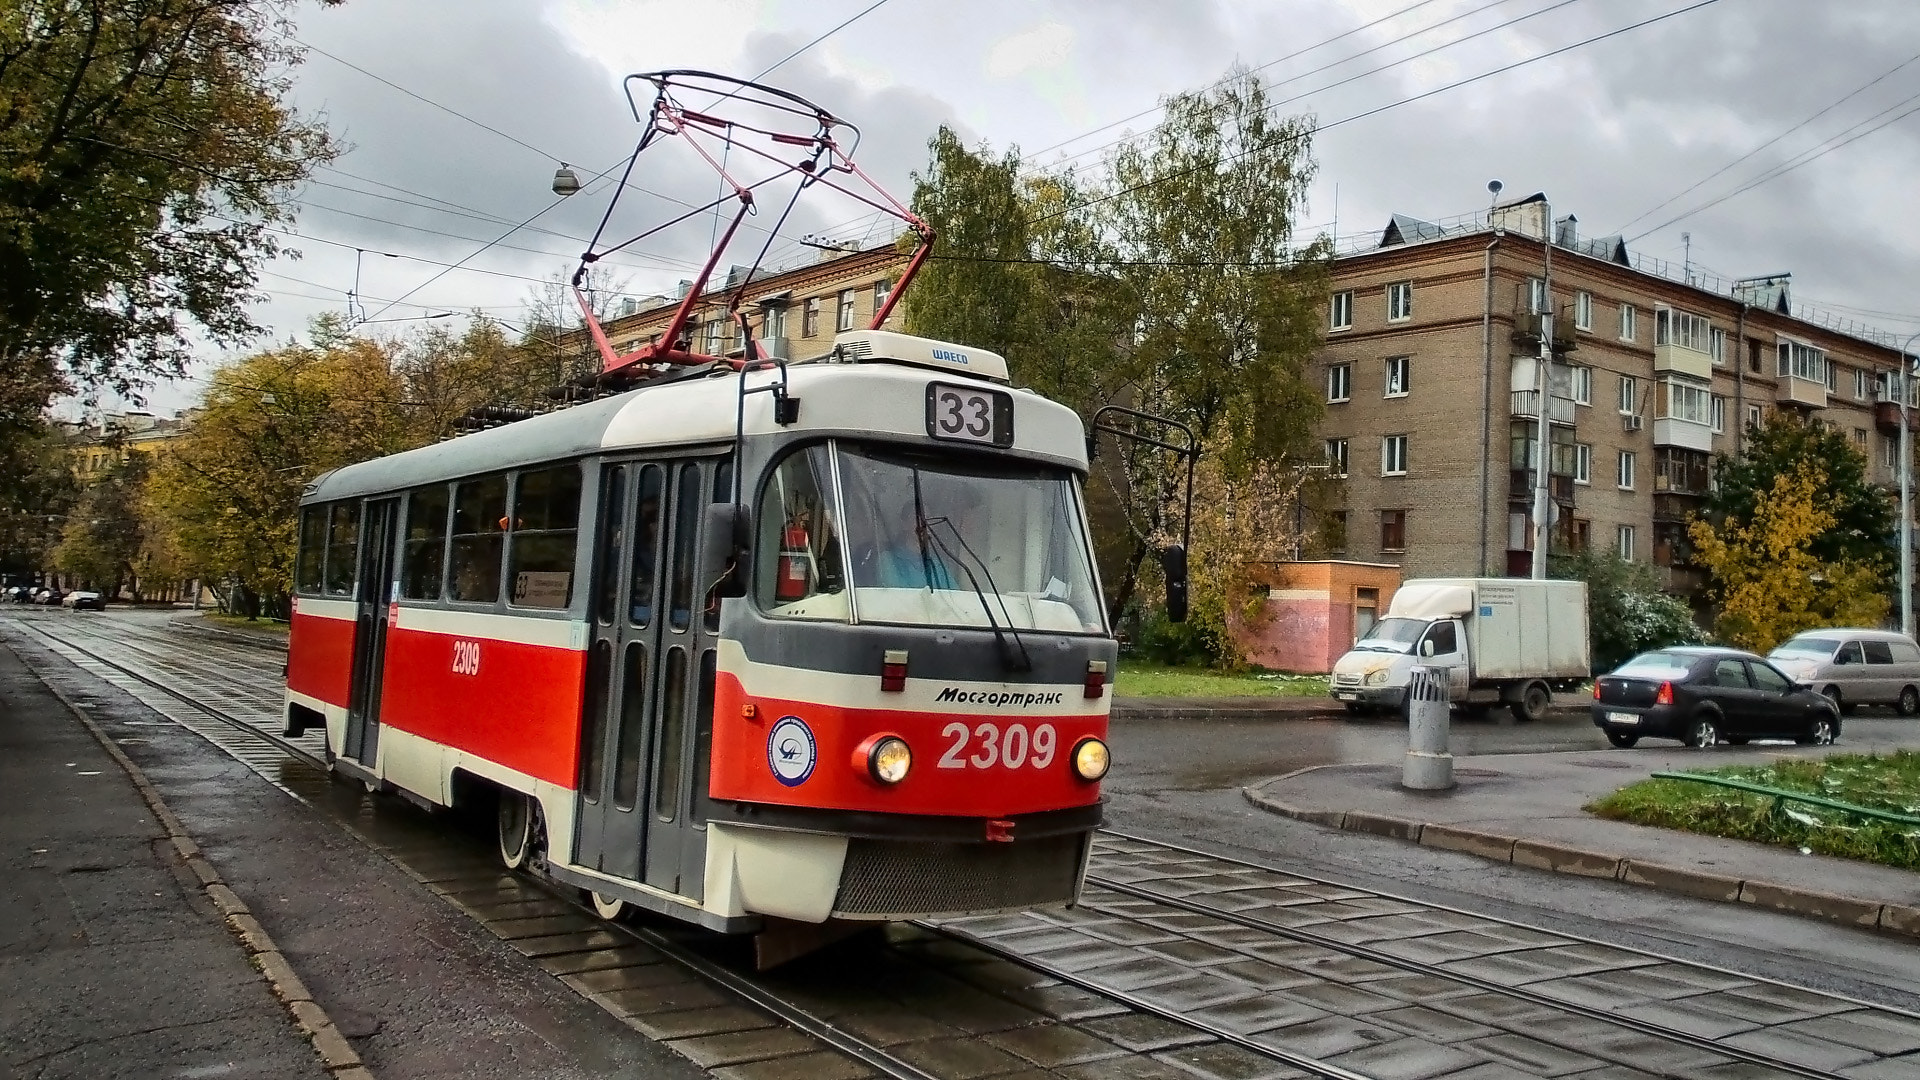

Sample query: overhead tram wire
[1018,0,1458,163]
[359,0,901,324]
[1028,0,1728,228]
[1628,86,1920,241]
[1046,0,1574,171]
[1614,50,1920,237]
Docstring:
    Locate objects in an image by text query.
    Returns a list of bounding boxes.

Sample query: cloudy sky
[131,0,1920,414]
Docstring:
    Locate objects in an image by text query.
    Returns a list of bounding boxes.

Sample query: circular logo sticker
[767,716,817,787]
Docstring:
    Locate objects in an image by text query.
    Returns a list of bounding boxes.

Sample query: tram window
[595,465,628,625]
[507,465,582,609]
[324,503,360,597]
[668,466,701,631]
[655,646,688,821]
[612,644,649,811]
[629,465,664,626]
[449,475,508,603]
[579,640,612,804]
[705,460,735,631]
[691,649,716,824]
[295,507,326,595]
[753,445,847,619]
[401,485,450,600]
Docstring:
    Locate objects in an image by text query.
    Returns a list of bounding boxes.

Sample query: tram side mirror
[1160,544,1189,624]
[703,503,749,597]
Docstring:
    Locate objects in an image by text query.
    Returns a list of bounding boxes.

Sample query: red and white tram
[284,331,1135,941]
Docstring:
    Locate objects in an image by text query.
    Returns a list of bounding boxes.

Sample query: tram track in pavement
[13,611,1920,1079]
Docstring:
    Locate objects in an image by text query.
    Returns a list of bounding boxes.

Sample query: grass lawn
[1114,660,1329,698]
[1587,751,1920,871]
[201,611,290,637]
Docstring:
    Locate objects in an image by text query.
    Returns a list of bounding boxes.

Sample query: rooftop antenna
[1682,231,1693,285]
[1487,178,1504,207]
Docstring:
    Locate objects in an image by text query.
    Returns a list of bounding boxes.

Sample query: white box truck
[1329,578,1590,721]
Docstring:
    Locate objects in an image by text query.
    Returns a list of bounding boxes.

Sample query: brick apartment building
[1313,192,1913,592]
[589,245,904,365]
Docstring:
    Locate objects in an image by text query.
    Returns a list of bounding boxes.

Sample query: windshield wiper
[926,514,1033,674]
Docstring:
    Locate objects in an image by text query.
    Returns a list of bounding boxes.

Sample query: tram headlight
[1071,737,1110,782]
[866,736,912,785]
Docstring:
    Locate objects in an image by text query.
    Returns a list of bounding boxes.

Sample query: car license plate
[1606,711,1638,725]
[1335,692,1357,701]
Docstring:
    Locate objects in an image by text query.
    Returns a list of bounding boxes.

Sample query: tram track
[12,611,1920,1080]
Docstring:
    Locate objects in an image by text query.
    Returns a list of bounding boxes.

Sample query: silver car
[1768,629,1920,716]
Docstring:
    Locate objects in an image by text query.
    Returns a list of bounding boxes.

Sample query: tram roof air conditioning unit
[827,330,1010,383]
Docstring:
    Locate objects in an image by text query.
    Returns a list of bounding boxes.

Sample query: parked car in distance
[33,588,63,606]
[1592,646,1840,749]
[1767,629,1920,717]
[63,591,104,611]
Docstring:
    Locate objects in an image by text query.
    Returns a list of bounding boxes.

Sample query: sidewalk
[1244,746,1920,940]
[0,642,331,1079]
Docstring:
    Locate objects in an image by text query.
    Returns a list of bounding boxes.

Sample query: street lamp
[1901,332,1920,637]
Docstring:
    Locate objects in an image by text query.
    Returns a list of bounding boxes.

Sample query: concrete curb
[1242,781,1920,943]
[24,658,373,1077]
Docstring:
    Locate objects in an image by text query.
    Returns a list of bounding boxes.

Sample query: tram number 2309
[451,639,482,676]
[939,721,1057,770]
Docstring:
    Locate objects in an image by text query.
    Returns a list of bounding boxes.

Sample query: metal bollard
[1402,665,1455,791]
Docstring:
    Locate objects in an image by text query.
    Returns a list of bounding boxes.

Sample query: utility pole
[1902,333,1920,636]
[1530,200,1554,580]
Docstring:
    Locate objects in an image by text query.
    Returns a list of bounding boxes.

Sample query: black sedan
[1593,646,1840,749]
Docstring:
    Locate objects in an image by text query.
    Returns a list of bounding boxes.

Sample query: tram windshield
[755,441,1106,634]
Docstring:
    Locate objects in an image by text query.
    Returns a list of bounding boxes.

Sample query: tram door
[344,498,399,767]
[575,457,727,898]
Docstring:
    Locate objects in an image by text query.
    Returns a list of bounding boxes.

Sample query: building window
[1382,434,1408,476]
[1746,403,1763,431]
[1711,327,1727,366]
[1885,435,1900,470]
[1855,368,1871,400]
[1573,443,1592,485]
[1617,524,1637,560]
[1328,510,1348,555]
[1777,339,1827,383]
[1654,307,1711,352]
[1387,281,1412,322]
[1618,450,1637,491]
[1659,380,1712,425]
[1330,290,1353,331]
[873,279,892,317]
[1619,303,1637,342]
[1571,366,1592,406]
[1527,277,1548,315]
[1327,363,1351,403]
[1711,395,1725,434]
[1617,374,1638,415]
[1384,356,1411,397]
[1574,290,1593,330]
[836,289,856,332]
[1380,510,1407,552]
[1325,438,1349,478]
[802,297,820,337]
[1854,428,1869,454]
[763,302,787,343]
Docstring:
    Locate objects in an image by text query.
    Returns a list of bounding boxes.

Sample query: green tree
[54,449,152,596]
[1709,411,1894,583]
[0,0,340,468]
[1550,549,1700,672]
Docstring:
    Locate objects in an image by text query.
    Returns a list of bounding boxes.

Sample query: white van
[1768,629,1920,715]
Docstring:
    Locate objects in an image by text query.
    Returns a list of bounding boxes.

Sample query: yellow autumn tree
[1688,462,1889,652]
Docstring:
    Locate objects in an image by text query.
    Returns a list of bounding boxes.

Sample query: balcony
[1654,342,1713,381]
[1875,400,1918,434]
[1651,417,1713,452]
[1777,375,1827,409]
[1660,565,1708,594]
[1510,389,1576,425]
[1509,468,1575,504]
[1653,492,1704,522]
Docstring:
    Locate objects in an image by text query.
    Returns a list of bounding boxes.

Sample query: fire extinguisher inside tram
[776,524,811,601]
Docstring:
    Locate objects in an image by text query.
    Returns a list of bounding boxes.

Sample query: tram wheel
[498,790,535,870]
[589,891,628,921]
